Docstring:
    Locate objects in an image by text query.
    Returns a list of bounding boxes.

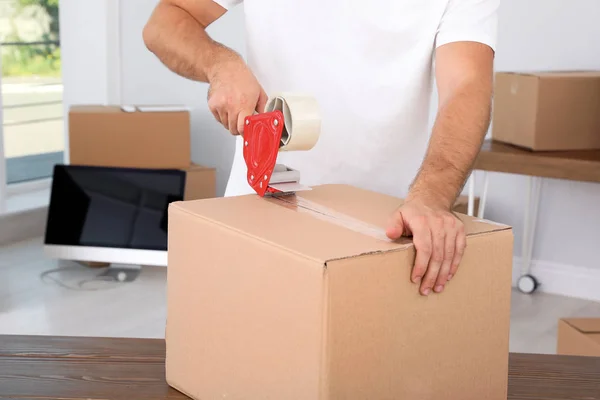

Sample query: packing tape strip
[268,195,393,242]
[264,93,321,152]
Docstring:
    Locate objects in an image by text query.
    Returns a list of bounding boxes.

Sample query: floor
[2,237,600,354]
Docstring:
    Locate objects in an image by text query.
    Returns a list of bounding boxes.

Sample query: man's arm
[386,41,494,296]
[408,41,494,209]
[143,0,230,82]
[143,0,267,135]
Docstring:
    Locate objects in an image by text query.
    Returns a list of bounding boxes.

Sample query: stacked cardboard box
[557,318,600,357]
[68,105,215,201]
[492,71,600,151]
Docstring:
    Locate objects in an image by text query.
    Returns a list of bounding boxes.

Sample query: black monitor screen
[45,164,186,251]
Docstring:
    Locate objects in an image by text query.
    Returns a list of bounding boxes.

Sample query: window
[1,0,63,190]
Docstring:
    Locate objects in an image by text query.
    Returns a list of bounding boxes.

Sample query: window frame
[0,0,122,212]
[0,51,6,211]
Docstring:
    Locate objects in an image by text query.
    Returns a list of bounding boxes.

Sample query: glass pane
[1,0,63,184]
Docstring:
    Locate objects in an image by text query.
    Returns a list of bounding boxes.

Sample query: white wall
[59,0,121,162]
[119,1,245,196]
[60,0,111,106]
[60,0,600,294]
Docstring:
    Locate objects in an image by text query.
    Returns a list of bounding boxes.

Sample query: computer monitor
[44,164,186,267]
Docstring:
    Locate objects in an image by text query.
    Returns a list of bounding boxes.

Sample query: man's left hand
[385,198,466,296]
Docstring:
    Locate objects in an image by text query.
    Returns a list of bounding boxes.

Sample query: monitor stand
[99,264,141,283]
[79,261,111,268]
[76,261,142,283]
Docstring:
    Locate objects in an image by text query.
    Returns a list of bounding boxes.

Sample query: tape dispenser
[242,94,321,197]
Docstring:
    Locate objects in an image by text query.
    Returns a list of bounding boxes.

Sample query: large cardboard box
[557,318,600,357]
[492,71,600,151]
[183,164,216,201]
[69,105,191,168]
[166,184,514,400]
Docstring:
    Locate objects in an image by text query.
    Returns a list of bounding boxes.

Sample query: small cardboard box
[557,318,600,357]
[69,105,191,168]
[492,71,600,151]
[165,184,514,400]
[183,164,216,201]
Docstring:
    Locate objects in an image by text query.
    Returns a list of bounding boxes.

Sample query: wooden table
[0,335,599,399]
[468,140,600,294]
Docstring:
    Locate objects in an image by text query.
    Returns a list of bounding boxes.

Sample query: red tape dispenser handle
[242,110,284,197]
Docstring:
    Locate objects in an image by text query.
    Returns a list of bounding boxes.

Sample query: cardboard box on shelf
[165,184,514,400]
[69,105,191,169]
[492,71,600,151]
[557,318,600,357]
[183,164,216,201]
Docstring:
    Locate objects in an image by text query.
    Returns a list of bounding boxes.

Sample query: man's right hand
[207,59,268,136]
[144,0,267,136]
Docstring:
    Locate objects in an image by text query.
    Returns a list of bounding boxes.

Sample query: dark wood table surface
[0,335,599,400]
[474,139,600,183]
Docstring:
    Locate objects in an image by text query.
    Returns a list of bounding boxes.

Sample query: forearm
[407,80,492,209]
[143,2,241,82]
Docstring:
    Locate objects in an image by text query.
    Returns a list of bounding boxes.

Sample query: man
[143,0,498,296]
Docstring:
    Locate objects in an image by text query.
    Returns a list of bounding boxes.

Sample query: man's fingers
[420,217,445,296]
[210,106,221,125]
[238,107,257,135]
[435,218,457,292]
[207,87,223,125]
[256,90,268,114]
[237,113,247,136]
[217,109,229,131]
[228,111,241,135]
[448,226,466,281]
[410,216,432,285]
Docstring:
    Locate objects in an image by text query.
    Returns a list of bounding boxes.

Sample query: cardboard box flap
[564,318,600,333]
[171,185,510,264]
[170,193,404,264]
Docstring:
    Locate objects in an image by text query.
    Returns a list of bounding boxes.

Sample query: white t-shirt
[216,0,499,198]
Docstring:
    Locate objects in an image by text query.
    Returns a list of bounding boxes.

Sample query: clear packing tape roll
[264,93,321,152]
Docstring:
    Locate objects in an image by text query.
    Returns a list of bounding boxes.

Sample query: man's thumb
[385,212,405,240]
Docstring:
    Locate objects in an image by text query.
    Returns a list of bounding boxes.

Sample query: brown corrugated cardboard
[165,184,514,400]
[183,164,216,201]
[492,71,600,151]
[557,318,600,357]
[69,105,191,168]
